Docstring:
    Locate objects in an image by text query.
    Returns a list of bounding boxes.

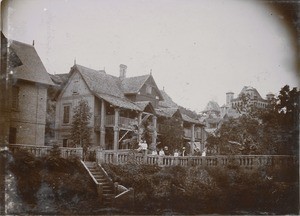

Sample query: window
[9,127,17,144]
[63,105,70,124]
[72,80,79,94]
[63,139,68,147]
[146,85,152,94]
[12,86,19,110]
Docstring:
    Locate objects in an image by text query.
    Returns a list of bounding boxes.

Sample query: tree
[207,85,299,155]
[70,99,92,160]
[206,116,261,155]
[260,85,299,155]
[160,117,184,153]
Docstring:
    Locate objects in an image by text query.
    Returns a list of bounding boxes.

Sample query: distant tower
[226,92,234,107]
[266,92,275,101]
[119,64,127,79]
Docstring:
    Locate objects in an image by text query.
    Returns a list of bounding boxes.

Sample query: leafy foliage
[103,163,298,214]
[206,115,262,155]
[207,85,299,155]
[70,99,92,159]
[159,117,184,153]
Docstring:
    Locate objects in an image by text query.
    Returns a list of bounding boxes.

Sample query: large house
[200,86,274,134]
[54,64,205,154]
[223,86,275,112]
[0,32,54,145]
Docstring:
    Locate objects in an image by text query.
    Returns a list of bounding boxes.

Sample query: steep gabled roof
[9,40,53,86]
[158,90,178,108]
[74,64,124,98]
[239,86,264,100]
[203,101,220,113]
[155,107,181,118]
[182,114,203,125]
[121,74,150,94]
[49,73,69,85]
[134,101,156,114]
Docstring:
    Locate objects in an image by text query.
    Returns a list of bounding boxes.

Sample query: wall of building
[55,71,96,146]
[10,81,47,145]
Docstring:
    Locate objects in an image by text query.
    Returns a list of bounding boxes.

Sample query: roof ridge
[10,39,34,48]
[124,74,150,79]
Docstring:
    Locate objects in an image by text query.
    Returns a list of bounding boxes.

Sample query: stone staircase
[83,161,115,207]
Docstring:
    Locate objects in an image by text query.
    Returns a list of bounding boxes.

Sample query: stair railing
[80,160,103,202]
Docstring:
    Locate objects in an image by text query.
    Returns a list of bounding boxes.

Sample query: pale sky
[2,0,299,112]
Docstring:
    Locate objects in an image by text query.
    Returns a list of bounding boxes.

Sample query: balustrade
[9,144,83,159]
[8,144,298,170]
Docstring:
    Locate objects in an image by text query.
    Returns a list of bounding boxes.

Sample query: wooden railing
[9,144,83,159]
[105,115,137,129]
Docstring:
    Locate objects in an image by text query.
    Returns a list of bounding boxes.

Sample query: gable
[139,75,163,100]
[57,70,92,99]
[122,74,149,94]
[122,74,163,100]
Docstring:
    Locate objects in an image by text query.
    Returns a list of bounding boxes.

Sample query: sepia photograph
[0,0,299,215]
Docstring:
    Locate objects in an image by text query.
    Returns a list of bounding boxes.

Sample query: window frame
[63,105,71,124]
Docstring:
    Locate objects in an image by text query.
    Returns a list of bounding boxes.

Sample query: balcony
[183,128,202,139]
[95,115,138,131]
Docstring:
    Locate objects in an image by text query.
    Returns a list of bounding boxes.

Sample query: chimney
[119,64,127,79]
[226,92,234,107]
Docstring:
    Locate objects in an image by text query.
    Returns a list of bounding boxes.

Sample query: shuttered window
[63,105,70,124]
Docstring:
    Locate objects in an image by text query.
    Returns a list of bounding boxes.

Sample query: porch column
[113,108,120,151]
[100,99,106,149]
[190,124,195,155]
[152,115,157,148]
[137,112,142,142]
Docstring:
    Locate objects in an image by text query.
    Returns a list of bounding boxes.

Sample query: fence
[9,144,83,159]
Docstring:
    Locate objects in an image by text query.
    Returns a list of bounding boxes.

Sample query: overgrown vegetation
[6,148,101,215]
[4,148,298,215]
[103,163,299,214]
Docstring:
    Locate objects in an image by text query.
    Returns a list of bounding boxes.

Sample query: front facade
[55,64,205,155]
[0,33,53,145]
[226,86,274,110]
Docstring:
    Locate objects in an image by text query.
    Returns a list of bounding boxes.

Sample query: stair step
[95,177,107,181]
[91,172,105,178]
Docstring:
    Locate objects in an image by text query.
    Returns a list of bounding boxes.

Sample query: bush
[9,149,42,205]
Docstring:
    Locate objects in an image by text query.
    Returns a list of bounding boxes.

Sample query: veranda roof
[95,93,141,111]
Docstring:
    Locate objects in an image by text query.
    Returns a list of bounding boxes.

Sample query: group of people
[136,140,206,157]
[151,146,187,157]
